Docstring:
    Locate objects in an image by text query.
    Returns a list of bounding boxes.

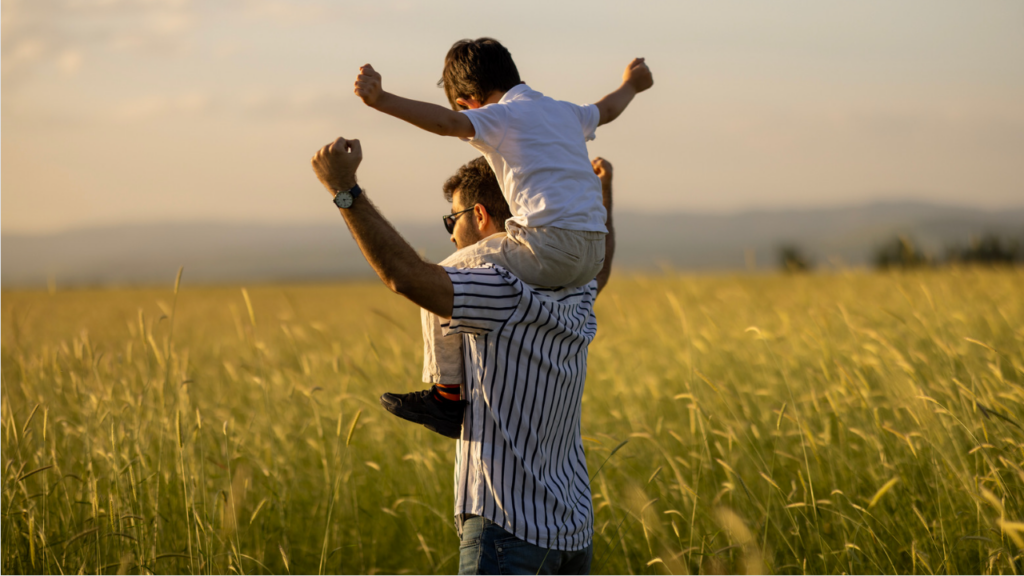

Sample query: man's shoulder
[444,264,519,288]
[525,280,599,304]
[444,264,596,299]
[443,264,597,338]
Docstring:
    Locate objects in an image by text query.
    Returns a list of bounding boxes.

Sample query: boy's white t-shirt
[460,84,608,233]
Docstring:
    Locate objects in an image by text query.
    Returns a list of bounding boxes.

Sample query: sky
[2,0,1023,234]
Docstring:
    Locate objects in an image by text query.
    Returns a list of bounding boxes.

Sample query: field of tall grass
[3,268,1023,574]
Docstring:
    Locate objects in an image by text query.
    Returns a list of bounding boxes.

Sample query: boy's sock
[433,383,463,403]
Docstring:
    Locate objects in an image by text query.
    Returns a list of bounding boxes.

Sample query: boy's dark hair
[443,157,511,230]
[438,38,521,111]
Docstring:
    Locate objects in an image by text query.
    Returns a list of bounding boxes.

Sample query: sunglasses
[442,207,474,234]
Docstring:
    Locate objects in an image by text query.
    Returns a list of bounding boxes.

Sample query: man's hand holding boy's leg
[592,157,615,295]
[592,157,613,207]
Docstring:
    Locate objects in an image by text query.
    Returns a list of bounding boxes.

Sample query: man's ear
[473,203,491,233]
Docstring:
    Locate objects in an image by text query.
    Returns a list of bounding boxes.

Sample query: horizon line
[4,198,1024,237]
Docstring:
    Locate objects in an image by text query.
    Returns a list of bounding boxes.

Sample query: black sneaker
[380,386,465,439]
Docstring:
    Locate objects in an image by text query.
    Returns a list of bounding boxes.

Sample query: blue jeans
[457,516,593,575]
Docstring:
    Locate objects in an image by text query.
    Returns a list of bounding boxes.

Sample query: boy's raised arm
[594,58,653,126]
[355,64,475,139]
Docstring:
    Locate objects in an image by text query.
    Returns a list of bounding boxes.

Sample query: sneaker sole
[380,395,462,439]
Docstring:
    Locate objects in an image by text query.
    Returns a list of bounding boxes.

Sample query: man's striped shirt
[443,265,597,551]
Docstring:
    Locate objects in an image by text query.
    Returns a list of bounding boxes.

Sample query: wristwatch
[332,183,362,209]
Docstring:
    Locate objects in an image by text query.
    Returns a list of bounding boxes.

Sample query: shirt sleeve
[460,104,509,150]
[573,103,600,141]
[441,266,523,336]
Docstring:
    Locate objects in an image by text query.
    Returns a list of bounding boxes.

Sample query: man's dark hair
[443,157,511,230]
[438,38,520,111]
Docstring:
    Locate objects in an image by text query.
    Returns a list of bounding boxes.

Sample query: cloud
[1,0,197,88]
[107,87,345,121]
[57,50,84,74]
[115,91,210,120]
[237,0,331,23]
[1,38,47,84]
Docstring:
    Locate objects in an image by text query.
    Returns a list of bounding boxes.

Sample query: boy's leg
[562,228,606,288]
[379,304,467,439]
[502,224,607,289]
[420,232,511,386]
[382,226,604,439]
[380,233,510,438]
[417,227,603,396]
[420,306,464,401]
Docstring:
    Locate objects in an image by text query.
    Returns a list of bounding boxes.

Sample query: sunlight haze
[3,0,1022,234]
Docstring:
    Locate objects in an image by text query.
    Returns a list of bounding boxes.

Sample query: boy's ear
[456,96,482,110]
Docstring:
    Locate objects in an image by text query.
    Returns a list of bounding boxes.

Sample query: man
[311,137,616,574]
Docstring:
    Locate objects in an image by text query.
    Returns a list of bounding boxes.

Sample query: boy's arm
[355,64,475,139]
[594,58,653,126]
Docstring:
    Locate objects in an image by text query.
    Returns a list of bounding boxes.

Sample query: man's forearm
[374,93,475,138]
[337,194,454,318]
[596,220,615,295]
[596,181,615,294]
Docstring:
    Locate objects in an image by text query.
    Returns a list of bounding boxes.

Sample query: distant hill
[3,202,1023,288]
[613,201,1024,271]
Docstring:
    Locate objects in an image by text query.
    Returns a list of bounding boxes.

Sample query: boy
[353,38,652,438]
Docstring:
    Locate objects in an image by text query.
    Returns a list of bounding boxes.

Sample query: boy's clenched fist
[623,58,653,93]
[354,64,384,107]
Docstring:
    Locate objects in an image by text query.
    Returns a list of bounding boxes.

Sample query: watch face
[334,191,353,209]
